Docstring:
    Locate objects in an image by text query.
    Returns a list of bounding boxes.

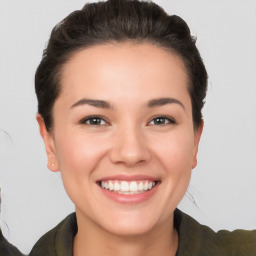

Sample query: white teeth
[144,181,149,190]
[104,182,109,189]
[114,182,120,191]
[129,181,138,192]
[100,180,157,194]
[138,182,144,191]
[109,181,114,191]
[120,181,129,192]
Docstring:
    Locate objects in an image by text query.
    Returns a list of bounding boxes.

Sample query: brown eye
[149,116,175,126]
[80,116,107,126]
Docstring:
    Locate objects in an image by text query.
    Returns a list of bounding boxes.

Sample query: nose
[109,125,151,167]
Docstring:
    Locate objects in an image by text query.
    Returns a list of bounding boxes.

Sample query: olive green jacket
[0,229,24,256]
[29,209,256,256]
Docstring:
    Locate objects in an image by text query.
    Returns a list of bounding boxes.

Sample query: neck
[73,211,178,256]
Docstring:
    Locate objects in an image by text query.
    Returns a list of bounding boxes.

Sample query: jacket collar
[31,209,224,256]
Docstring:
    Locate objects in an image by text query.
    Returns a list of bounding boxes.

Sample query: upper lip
[97,174,159,182]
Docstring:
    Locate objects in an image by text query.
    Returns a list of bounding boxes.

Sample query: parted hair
[35,0,208,130]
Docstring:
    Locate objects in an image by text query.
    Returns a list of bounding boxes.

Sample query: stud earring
[51,163,54,167]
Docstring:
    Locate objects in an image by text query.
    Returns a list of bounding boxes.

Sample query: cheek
[53,132,108,206]
[54,131,109,180]
[146,130,194,220]
[152,129,195,173]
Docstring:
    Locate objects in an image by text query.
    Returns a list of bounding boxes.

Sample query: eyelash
[79,116,108,126]
[148,116,176,126]
[79,115,175,126]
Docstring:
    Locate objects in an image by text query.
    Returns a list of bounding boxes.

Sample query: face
[38,43,202,236]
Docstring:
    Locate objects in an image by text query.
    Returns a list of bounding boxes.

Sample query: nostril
[109,149,151,167]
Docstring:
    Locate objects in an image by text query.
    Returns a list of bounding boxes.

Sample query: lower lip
[99,183,159,204]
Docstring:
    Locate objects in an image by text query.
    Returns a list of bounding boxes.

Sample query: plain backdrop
[0,0,255,254]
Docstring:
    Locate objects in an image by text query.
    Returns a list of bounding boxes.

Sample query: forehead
[59,43,189,103]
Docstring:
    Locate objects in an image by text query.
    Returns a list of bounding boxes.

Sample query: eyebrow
[148,97,185,110]
[71,97,185,110]
[71,98,111,109]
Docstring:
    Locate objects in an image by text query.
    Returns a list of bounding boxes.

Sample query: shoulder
[216,228,256,256]
[29,213,77,256]
[0,228,24,256]
[175,209,256,256]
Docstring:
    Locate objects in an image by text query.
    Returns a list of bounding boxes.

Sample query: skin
[37,43,203,256]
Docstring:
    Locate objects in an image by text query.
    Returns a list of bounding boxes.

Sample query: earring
[51,163,54,167]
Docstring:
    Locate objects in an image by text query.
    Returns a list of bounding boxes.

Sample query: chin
[97,210,164,237]
[104,222,156,237]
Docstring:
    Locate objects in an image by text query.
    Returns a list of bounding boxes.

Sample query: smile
[100,180,157,194]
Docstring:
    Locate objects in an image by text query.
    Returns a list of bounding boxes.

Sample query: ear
[192,120,204,169]
[36,114,59,172]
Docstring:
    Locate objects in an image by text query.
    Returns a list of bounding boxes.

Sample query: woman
[0,188,24,256]
[0,225,25,256]
[30,0,256,255]
[0,229,24,256]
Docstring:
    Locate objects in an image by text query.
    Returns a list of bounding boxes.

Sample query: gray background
[0,0,255,254]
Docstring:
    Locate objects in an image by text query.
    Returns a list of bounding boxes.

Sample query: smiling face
[38,43,202,237]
